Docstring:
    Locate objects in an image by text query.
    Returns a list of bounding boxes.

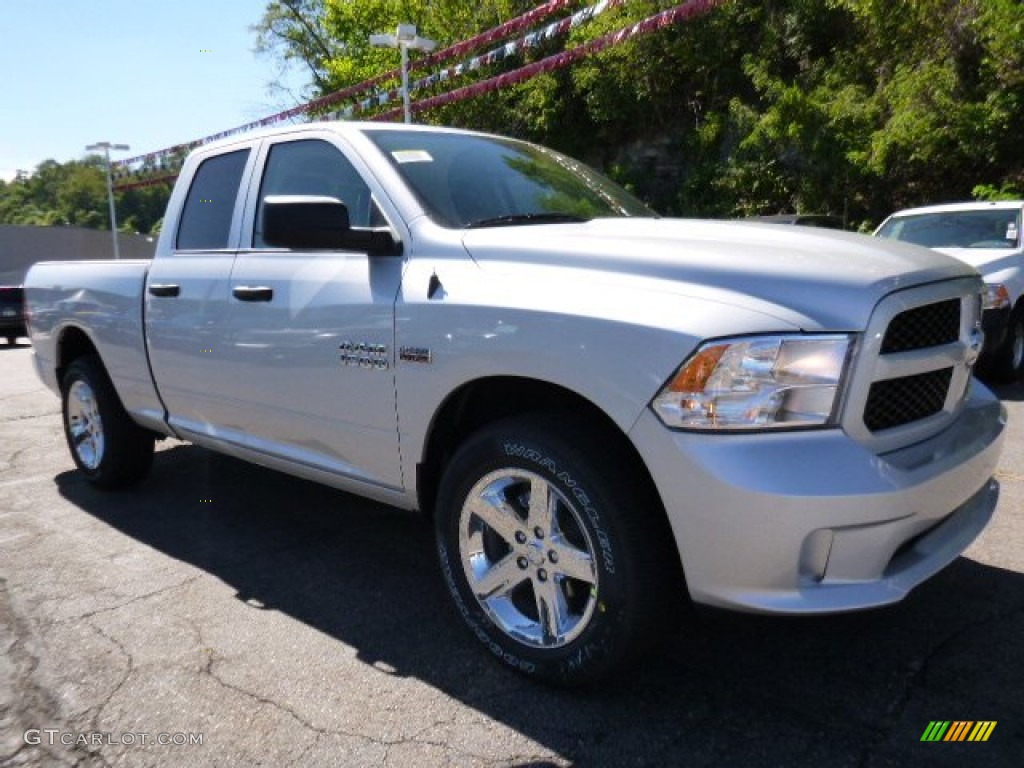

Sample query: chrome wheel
[458,469,599,649]
[67,379,104,470]
[438,415,676,683]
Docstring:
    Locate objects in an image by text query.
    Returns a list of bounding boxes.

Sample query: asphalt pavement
[1,342,1022,767]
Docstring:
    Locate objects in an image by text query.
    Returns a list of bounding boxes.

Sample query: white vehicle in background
[875,201,1024,381]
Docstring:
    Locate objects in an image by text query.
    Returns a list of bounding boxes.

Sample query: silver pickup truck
[26,123,1006,684]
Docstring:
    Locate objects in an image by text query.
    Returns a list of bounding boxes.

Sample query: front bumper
[629,381,1006,614]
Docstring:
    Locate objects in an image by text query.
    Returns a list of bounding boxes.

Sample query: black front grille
[864,368,953,431]
[880,298,960,354]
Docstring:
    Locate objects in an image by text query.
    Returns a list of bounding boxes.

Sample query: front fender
[393,255,803,503]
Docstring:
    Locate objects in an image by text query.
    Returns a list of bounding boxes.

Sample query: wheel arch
[56,325,101,387]
[417,376,664,528]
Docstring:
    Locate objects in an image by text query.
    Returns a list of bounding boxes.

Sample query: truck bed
[25,260,168,432]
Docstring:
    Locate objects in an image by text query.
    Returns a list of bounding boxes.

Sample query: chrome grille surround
[841,277,984,454]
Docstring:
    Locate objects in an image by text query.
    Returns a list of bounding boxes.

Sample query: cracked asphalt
[1,342,1022,767]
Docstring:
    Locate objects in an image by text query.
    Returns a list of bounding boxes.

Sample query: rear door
[215,133,406,492]
[145,142,257,435]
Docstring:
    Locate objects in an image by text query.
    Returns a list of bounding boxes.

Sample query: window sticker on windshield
[392,150,433,164]
[1007,222,1018,240]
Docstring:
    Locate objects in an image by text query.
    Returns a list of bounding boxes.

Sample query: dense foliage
[4,0,1020,235]
[0,158,167,235]
[256,0,1024,229]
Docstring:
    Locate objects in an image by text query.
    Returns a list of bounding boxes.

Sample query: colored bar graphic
[921,720,996,742]
[921,721,950,741]
[968,722,997,742]
[944,721,973,741]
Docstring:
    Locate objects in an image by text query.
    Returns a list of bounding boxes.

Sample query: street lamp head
[369,22,438,124]
[85,142,131,153]
[369,25,435,52]
[411,36,437,53]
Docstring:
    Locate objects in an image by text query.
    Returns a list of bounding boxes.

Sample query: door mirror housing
[262,195,401,255]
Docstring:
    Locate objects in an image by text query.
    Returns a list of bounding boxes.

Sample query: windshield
[363,129,654,228]
[877,209,1021,249]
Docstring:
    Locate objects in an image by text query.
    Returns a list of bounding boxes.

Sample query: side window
[254,139,380,248]
[176,149,250,250]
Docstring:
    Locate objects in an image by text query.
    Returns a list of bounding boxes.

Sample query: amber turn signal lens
[666,344,727,393]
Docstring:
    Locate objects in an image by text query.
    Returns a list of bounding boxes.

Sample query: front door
[217,136,405,492]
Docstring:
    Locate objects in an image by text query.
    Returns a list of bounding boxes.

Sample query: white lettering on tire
[503,442,616,574]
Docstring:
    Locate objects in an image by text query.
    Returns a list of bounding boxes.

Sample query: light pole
[86,142,130,259]
[369,24,437,124]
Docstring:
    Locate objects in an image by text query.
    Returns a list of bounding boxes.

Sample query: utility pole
[86,142,130,259]
[369,25,437,124]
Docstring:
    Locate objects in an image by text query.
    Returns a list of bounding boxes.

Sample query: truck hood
[461,218,977,330]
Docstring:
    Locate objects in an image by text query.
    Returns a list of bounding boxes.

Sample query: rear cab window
[176,149,250,250]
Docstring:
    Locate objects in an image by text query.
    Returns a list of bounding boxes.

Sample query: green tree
[254,0,339,99]
[56,161,107,227]
[255,0,536,114]
[251,0,1024,226]
[0,157,170,235]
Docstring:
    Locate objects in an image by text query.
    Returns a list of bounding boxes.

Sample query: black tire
[435,413,677,685]
[61,355,155,488]
[989,308,1024,383]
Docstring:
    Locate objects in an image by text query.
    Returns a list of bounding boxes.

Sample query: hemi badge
[399,347,432,364]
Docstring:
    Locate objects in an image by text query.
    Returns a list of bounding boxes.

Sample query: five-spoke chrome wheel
[67,379,105,470]
[459,470,599,648]
[436,414,676,684]
[61,355,154,488]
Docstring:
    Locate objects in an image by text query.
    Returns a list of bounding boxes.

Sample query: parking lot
[1,342,1021,767]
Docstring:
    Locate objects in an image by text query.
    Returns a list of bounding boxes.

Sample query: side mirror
[262,195,401,255]
[263,195,350,249]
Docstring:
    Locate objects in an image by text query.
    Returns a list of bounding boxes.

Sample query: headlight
[982,283,1010,311]
[651,334,852,430]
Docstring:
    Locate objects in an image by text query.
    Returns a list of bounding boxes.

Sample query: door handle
[232,286,274,302]
[148,284,180,297]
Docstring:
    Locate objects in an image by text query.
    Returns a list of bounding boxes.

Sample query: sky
[0,0,308,181]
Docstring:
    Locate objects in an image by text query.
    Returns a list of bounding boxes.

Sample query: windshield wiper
[464,213,590,229]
